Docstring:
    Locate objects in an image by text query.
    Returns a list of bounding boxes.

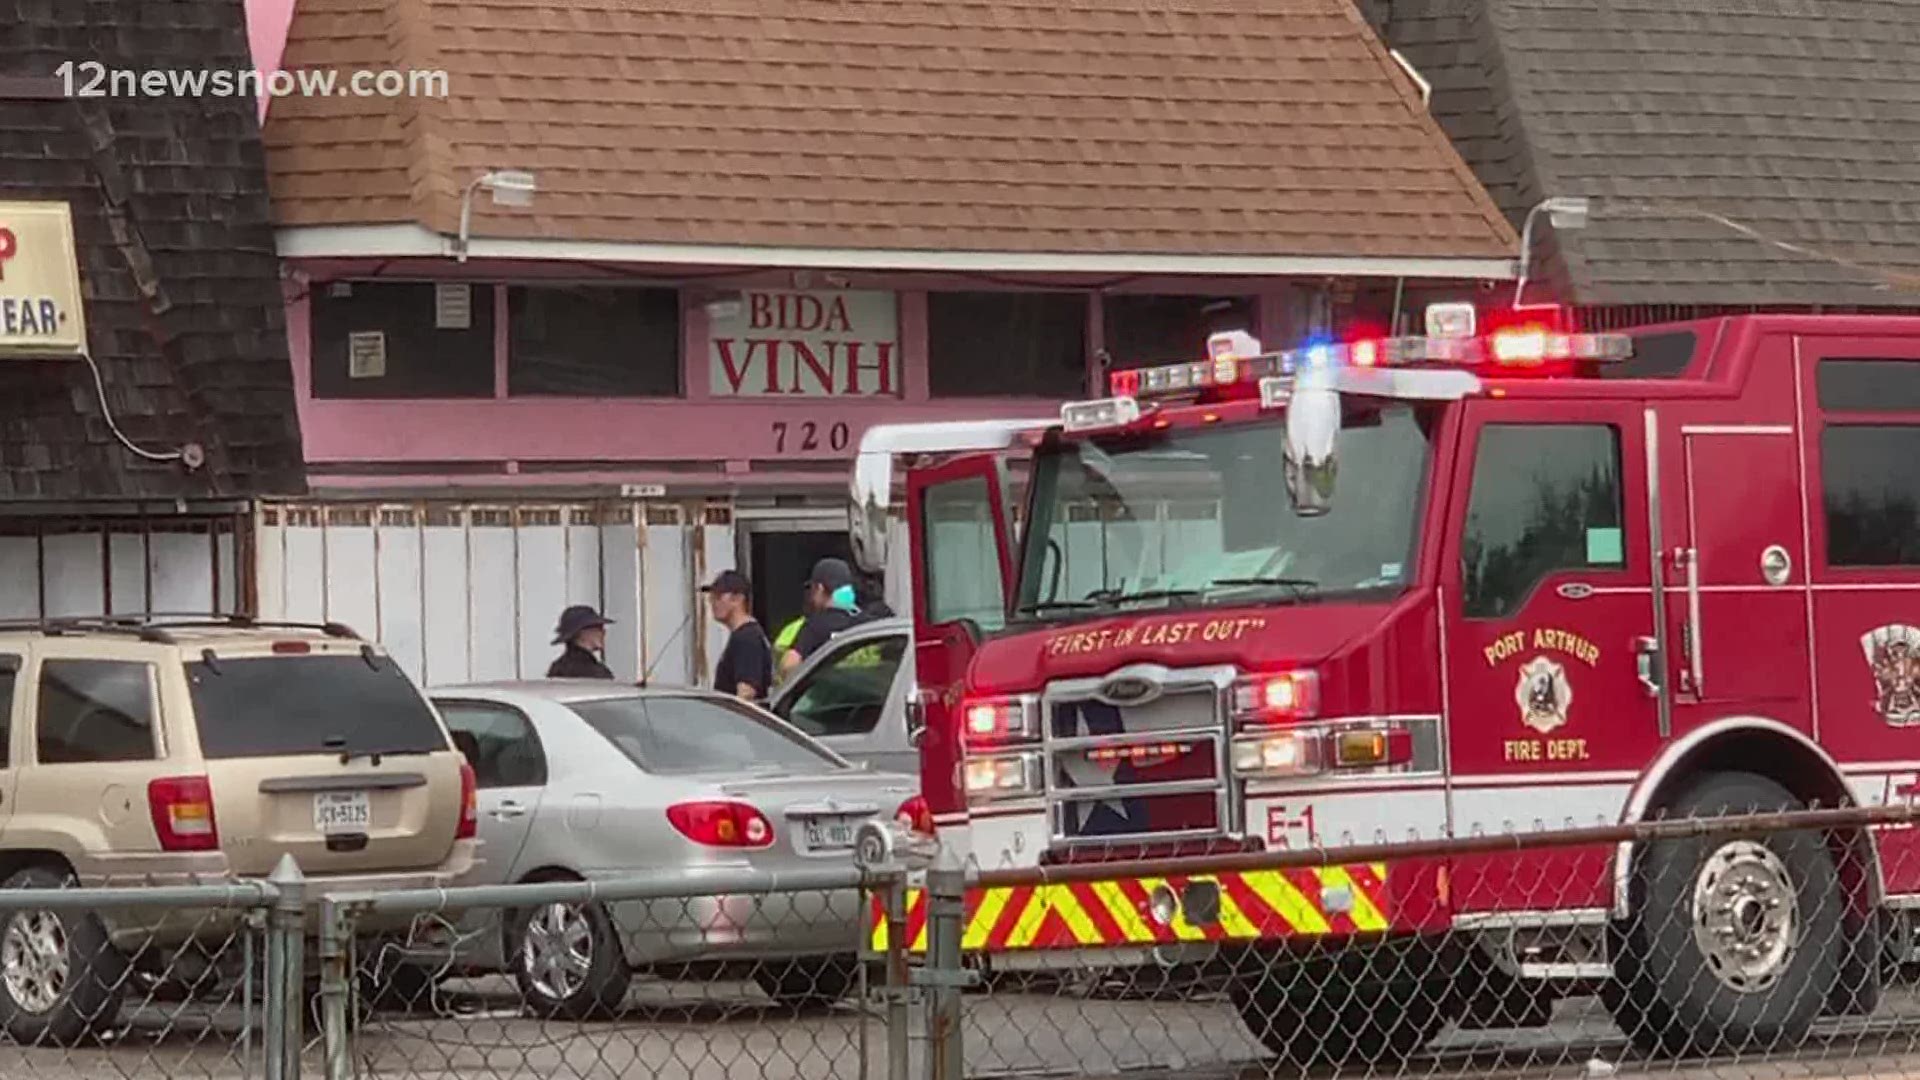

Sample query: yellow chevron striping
[1090,880,1156,943]
[1241,870,1332,935]
[1198,875,1262,939]
[962,887,1013,951]
[1321,866,1388,931]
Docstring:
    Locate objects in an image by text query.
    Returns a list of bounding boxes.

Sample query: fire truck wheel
[1608,771,1842,1056]
[1229,941,1453,1066]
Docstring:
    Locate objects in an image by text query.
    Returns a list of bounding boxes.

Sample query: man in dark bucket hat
[548,604,615,679]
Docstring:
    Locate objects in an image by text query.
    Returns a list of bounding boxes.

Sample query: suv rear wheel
[0,865,126,1044]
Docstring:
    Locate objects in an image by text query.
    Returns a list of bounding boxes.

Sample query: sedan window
[572,694,839,775]
[436,701,548,788]
[780,635,907,738]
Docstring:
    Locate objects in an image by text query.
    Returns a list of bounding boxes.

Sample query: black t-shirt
[714,619,774,700]
[790,608,857,661]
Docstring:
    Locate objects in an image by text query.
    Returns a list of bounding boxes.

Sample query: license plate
[313,791,371,835]
[803,817,857,851]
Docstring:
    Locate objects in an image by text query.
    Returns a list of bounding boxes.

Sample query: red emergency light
[1100,306,1632,403]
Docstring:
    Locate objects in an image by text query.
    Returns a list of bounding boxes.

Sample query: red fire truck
[851,307,1920,1061]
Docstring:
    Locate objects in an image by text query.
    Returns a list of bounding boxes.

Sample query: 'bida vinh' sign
[709,290,901,397]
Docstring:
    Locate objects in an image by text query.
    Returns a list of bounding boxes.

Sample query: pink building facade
[257,0,1517,687]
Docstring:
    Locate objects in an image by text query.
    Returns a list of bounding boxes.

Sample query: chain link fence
[12,806,1920,1079]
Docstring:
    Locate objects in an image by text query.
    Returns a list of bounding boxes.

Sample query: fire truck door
[1669,427,1812,728]
[905,454,1015,820]
[1442,401,1658,912]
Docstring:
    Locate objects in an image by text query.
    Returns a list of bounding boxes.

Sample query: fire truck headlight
[1231,670,1320,725]
[965,753,1040,800]
[962,695,1040,745]
[1231,732,1322,777]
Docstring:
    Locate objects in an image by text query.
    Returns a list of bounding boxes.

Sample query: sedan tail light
[456,762,478,840]
[148,776,219,852]
[667,801,775,849]
[895,795,935,837]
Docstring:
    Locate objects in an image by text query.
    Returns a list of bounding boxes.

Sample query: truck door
[1798,345,1920,897]
[1665,422,1811,727]
[906,454,1015,822]
[1441,399,1661,912]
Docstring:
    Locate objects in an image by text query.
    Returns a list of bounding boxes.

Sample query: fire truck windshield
[1013,401,1437,620]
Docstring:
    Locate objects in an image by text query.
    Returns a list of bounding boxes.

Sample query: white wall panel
[467,518,518,681]
[0,537,38,619]
[420,522,471,688]
[322,520,378,641]
[108,533,149,616]
[41,533,102,618]
[376,514,426,684]
[149,533,213,613]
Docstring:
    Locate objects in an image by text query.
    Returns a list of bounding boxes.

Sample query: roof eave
[276,223,1516,281]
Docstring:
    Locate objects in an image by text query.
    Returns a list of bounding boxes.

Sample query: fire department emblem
[1515,656,1572,735]
[1862,624,1920,727]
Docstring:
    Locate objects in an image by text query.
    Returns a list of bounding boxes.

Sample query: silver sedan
[389,682,921,1018]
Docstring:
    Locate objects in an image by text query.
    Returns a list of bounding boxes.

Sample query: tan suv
[0,616,477,1043]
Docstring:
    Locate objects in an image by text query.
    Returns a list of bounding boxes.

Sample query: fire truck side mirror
[1284,380,1342,516]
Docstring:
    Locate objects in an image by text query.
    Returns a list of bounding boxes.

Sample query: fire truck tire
[1607,771,1842,1056]
[1229,940,1454,1066]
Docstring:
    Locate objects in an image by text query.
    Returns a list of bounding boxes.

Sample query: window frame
[1804,343,1920,583]
[0,653,18,770]
[433,699,550,790]
[777,632,909,739]
[33,658,161,766]
[1451,414,1634,622]
[573,692,847,776]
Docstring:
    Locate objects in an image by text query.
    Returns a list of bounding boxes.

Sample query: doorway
[747,528,853,638]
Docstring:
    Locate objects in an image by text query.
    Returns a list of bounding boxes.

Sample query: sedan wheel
[512,900,630,1020]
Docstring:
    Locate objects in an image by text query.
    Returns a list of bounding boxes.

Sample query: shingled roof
[1363,0,1920,307]
[0,0,305,502]
[265,0,1516,269]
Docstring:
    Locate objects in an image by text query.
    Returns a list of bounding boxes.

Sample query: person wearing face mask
[779,557,862,678]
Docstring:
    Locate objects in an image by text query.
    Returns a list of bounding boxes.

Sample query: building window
[1460,424,1625,619]
[509,286,681,397]
[1823,425,1920,566]
[927,292,1086,398]
[310,282,496,399]
[37,660,157,764]
[1104,295,1253,369]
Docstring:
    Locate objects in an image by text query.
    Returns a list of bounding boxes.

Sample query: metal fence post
[317,897,354,1080]
[264,854,306,1080]
[882,870,911,1080]
[923,846,967,1080]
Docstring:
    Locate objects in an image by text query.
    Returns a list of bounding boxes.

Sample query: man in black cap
[548,605,615,679]
[702,569,773,701]
[780,556,862,677]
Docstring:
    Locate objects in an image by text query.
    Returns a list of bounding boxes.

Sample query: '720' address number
[772,421,851,453]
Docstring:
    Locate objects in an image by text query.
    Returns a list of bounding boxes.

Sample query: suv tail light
[667,801,775,849]
[456,762,478,841]
[895,795,935,837]
[148,776,219,852]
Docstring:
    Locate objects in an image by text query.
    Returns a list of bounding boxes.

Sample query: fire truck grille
[1046,688,1226,845]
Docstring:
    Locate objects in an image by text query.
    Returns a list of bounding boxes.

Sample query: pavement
[16,978,1920,1080]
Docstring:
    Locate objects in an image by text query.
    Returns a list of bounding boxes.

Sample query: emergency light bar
[1096,312,1633,406]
